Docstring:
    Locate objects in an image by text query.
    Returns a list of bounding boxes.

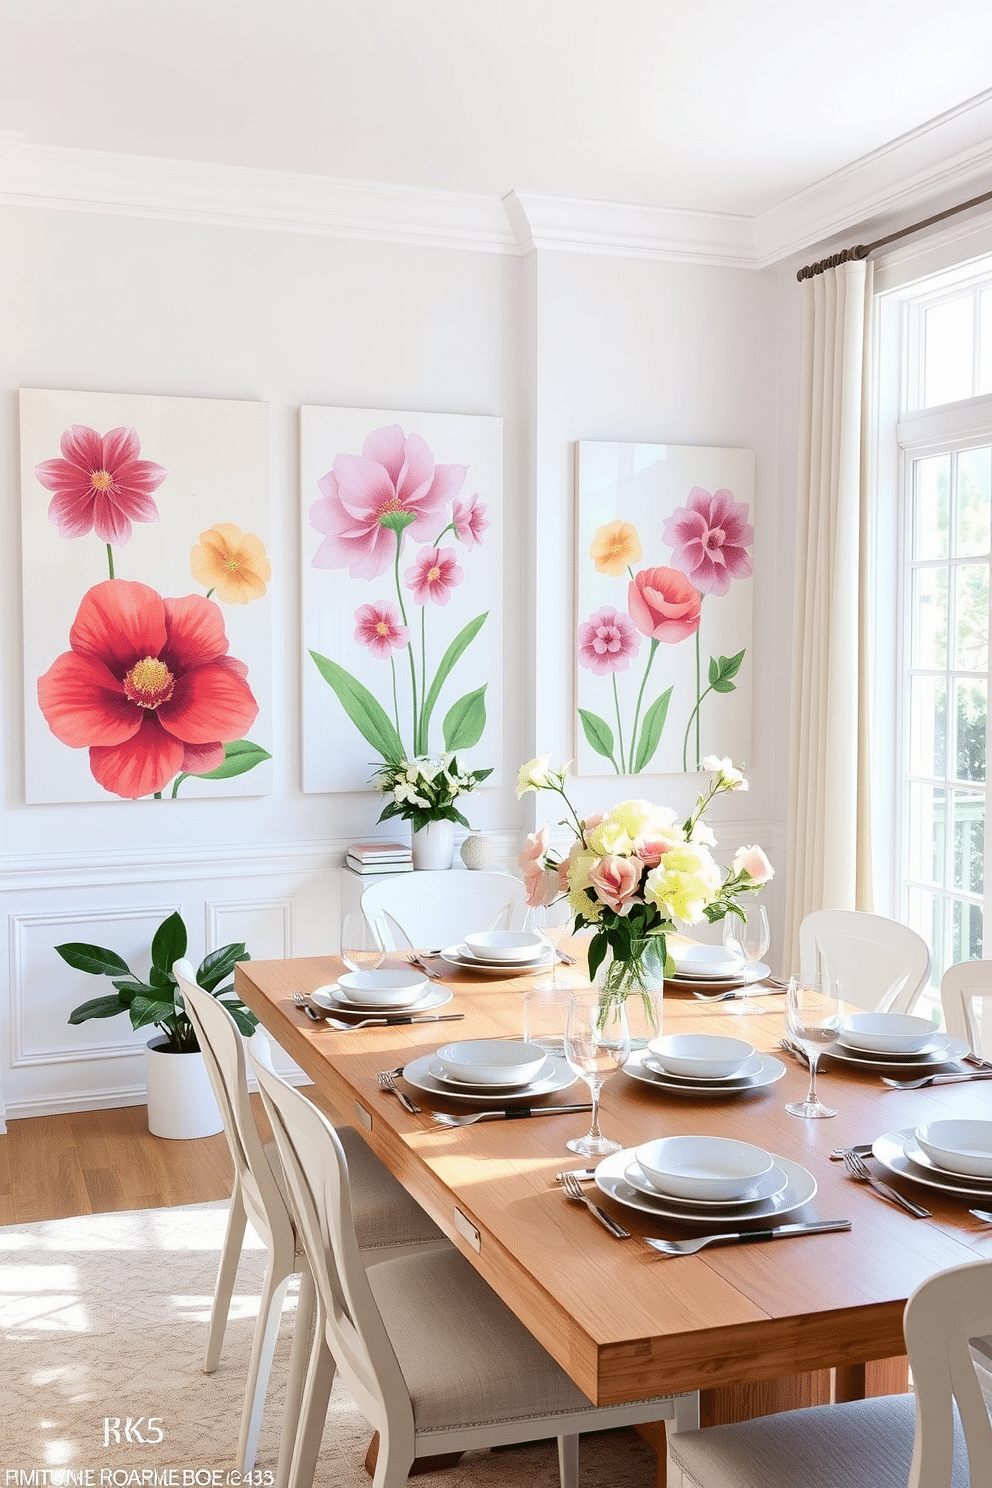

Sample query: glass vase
[594,938,665,1049]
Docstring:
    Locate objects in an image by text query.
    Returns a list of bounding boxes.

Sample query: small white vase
[411,819,455,871]
[145,1036,223,1140]
[460,832,494,870]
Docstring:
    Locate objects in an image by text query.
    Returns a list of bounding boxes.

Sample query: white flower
[701,755,748,791]
[516,753,555,797]
[732,844,774,885]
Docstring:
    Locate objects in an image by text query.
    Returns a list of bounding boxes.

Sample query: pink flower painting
[306,417,498,772]
[37,580,259,800]
[662,487,753,597]
[310,424,467,581]
[627,568,702,644]
[577,607,640,675]
[35,425,167,547]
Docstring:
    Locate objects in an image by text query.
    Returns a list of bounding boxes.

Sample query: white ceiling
[2,0,992,220]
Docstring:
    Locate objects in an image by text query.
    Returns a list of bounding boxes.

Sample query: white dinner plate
[822,1036,968,1071]
[836,1031,950,1058]
[401,1053,578,1103]
[623,1048,786,1096]
[623,1159,789,1207]
[439,943,554,977]
[428,1057,552,1092]
[596,1150,816,1223]
[310,982,453,1013]
[872,1129,992,1198]
[644,1052,764,1084]
[664,963,774,992]
[901,1133,992,1185]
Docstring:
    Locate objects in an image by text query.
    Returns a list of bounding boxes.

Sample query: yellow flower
[590,521,642,577]
[644,844,721,925]
[190,523,271,604]
[516,753,555,797]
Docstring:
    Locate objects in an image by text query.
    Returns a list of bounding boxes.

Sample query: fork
[408,953,442,980]
[560,1170,631,1238]
[645,1220,851,1256]
[842,1149,931,1218]
[881,1070,992,1090]
[431,1103,592,1127]
[376,1069,421,1114]
[292,993,386,1029]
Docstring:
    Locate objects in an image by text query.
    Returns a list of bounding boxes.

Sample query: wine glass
[563,990,630,1156]
[340,913,386,974]
[722,904,770,1015]
[530,898,572,991]
[784,969,842,1118]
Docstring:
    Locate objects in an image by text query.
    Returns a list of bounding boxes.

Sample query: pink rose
[732,844,774,885]
[518,828,560,907]
[528,867,562,908]
[636,837,671,869]
[581,813,605,833]
[627,566,702,644]
[587,854,643,914]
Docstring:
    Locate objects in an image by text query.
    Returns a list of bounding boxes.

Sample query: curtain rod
[796,185,992,282]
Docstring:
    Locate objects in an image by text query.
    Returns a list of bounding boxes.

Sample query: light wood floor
[0,1098,272,1225]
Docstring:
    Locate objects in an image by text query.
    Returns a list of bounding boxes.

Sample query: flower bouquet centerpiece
[517,754,773,1041]
[373,752,492,870]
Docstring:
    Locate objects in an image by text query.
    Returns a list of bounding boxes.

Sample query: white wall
[0,200,787,1120]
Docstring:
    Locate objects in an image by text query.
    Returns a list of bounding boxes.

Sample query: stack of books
[345,840,413,875]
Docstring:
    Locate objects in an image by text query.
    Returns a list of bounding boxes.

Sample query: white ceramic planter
[145,1036,223,1140]
[411,819,455,871]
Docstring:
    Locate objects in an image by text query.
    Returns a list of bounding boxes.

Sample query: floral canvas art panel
[20,389,272,804]
[575,441,754,777]
[301,407,503,794]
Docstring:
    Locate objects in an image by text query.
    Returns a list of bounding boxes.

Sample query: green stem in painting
[612,673,627,774]
[106,544,115,580]
[629,639,658,771]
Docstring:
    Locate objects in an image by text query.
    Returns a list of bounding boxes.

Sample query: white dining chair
[940,959,992,1055]
[173,963,445,1476]
[360,868,528,951]
[667,1255,992,1488]
[247,1046,700,1488]
[798,911,932,1014]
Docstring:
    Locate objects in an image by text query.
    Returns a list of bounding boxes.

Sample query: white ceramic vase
[145,1036,223,1140]
[411,818,455,871]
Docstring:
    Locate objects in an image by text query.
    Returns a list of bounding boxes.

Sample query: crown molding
[1,85,991,269]
[0,141,518,254]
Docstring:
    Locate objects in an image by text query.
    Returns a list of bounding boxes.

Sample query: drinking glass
[563,990,630,1156]
[531,898,572,991]
[722,904,770,1015]
[340,913,386,974]
[522,986,571,1058]
[784,969,842,1118]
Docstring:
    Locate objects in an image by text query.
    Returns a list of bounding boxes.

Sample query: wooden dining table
[235,947,992,1472]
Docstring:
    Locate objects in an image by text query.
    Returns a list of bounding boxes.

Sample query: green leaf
[190,739,273,781]
[420,614,488,739]
[68,995,128,1024]
[310,650,404,764]
[587,937,608,982]
[151,912,187,975]
[708,649,746,694]
[633,687,673,772]
[443,686,487,750]
[197,943,247,993]
[148,964,174,990]
[55,943,131,978]
[129,996,178,1033]
[578,709,617,764]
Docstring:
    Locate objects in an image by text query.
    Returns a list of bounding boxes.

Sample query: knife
[645,1219,852,1254]
[468,1103,593,1121]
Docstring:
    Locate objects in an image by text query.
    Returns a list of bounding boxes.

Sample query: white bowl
[839,1012,940,1054]
[436,1039,547,1087]
[336,969,428,1008]
[669,943,745,978]
[635,1135,774,1202]
[914,1120,992,1179]
[463,931,547,963]
[647,1033,755,1080]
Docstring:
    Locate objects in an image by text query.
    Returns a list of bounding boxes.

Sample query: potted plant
[57,910,257,1140]
[372,752,492,869]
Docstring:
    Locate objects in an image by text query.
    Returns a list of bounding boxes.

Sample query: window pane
[924,296,974,406]
[980,288,992,396]
[909,675,946,777]
[908,783,945,883]
[954,678,987,781]
[956,446,992,557]
[912,455,950,559]
[951,898,984,964]
[908,887,944,983]
[911,567,947,667]
[953,564,989,669]
[951,789,984,894]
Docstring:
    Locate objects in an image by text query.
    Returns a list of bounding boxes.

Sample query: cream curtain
[782,260,875,973]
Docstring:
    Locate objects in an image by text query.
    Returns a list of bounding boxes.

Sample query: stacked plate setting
[822,1012,969,1071]
[665,942,771,992]
[872,1119,992,1199]
[400,1037,578,1103]
[625,1032,786,1096]
[595,1133,817,1224]
[311,978,453,1014]
[439,933,553,976]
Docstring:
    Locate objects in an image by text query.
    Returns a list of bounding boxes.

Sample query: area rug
[1,1203,658,1485]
